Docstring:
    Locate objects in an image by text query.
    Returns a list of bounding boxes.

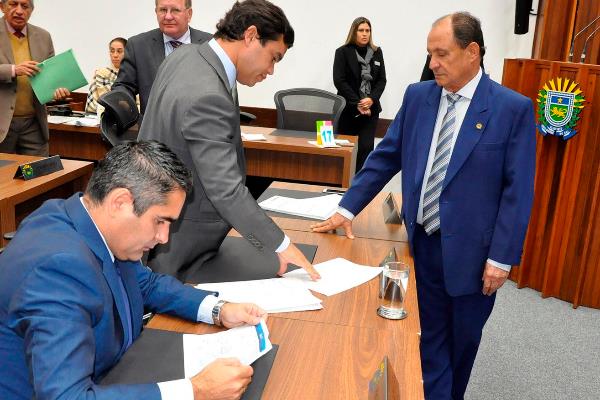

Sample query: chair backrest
[98,91,139,147]
[274,88,346,133]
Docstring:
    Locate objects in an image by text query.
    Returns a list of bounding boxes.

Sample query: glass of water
[377,261,409,320]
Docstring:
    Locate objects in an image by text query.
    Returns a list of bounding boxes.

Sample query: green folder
[29,49,87,104]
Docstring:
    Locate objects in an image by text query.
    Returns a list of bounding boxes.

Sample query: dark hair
[109,37,127,47]
[439,12,485,67]
[344,17,378,50]
[85,141,192,215]
[214,0,294,48]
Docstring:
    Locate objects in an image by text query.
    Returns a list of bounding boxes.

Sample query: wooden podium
[501,59,600,309]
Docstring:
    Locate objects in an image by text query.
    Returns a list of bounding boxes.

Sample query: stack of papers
[48,115,99,127]
[196,278,322,313]
[183,320,272,376]
[283,258,383,296]
[258,194,342,220]
[241,132,267,141]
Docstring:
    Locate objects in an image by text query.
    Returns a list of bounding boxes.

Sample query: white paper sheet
[48,115,99,126]
[308,140,340,148]
[258,194,341,220]
[183,320,272,377]
[241,132,267,141]
[282,257,383,296]
[196,278,322,313]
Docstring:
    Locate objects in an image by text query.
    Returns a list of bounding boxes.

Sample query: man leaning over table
[0,0,69,156]
[313,12,536,400]
[0,141,265,400]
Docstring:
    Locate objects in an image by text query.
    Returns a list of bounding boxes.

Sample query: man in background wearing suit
[111,0,211,117]
[313,12,536,399]
[139,0,319,282]
[0,0,69,156]
[0,141,264,400]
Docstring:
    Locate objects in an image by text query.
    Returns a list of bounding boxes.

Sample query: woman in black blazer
[333,17,386,173]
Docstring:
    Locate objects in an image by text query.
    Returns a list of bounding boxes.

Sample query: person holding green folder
[0,0,69,156]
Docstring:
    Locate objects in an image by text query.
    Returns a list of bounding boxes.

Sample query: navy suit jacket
[112,27,212,115]
[0,194,211,399]
[340,74,536,296]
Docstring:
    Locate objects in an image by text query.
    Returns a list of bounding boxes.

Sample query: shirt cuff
[12,65,16,78]
[197,294,219,324]
[275,235,290,253]
[157,379,194,400]
[337,206,355,221]
[486,258,511,272]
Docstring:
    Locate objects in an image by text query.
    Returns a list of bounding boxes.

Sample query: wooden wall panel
[503,59,600,309]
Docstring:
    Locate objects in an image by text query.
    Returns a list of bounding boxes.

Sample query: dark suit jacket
[0,194,210,399]
[339,74,536,296]
[139,43,284,279]
[333,44,386,118]
[112,27,211,115]
[0,17,54,142]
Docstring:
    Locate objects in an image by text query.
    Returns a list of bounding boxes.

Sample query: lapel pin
[475,122,483,130]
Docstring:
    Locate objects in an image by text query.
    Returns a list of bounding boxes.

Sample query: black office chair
[273,88,346,133]
[98,91,139,147]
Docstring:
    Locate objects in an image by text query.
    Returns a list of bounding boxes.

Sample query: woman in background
[334,17,386,173]
[85,37,127,114]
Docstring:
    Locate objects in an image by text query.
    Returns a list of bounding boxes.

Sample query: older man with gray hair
[0,0,69,155]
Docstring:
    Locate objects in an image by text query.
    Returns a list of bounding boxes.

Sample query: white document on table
[241,132,267,141]
[282,257,383,296]
[183,320,272,377]
[48,115,99,126]
[258,194,342,220]
[196,278,322,313]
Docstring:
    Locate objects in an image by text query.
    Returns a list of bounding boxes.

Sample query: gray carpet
[466,281,600,400]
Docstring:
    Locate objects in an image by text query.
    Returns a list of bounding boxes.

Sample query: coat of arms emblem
[537,77,585,140]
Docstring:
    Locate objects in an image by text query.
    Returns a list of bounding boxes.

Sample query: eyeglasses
[6,1,32,11]
[156,7,188,17]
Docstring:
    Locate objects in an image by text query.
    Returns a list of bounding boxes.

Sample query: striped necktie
[169,40,183,49]
[422,93,461,235]
[13,30,24,39]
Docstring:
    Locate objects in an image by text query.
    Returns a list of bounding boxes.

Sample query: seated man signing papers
[0,141,266,400]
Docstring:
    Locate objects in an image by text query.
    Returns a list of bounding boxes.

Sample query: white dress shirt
[163,29,192,57]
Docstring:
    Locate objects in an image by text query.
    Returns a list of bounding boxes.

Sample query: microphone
[568,15,600,62]
[580,25,600,63]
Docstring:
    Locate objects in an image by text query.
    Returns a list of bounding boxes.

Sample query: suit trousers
[147,216,230,282]
[339,111,378,173]
[0,117,48,156]
[413,224,495,400]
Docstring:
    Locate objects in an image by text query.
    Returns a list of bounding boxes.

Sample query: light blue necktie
[422,93,461,235]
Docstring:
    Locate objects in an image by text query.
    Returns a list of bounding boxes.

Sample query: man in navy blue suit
[313,12,536,399]
[0,141,265,400]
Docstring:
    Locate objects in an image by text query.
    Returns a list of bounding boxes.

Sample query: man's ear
[466,42,480,63]
[106,188,135,217]
[243,25,259,45]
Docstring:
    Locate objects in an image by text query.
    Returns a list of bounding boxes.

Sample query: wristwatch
[212,300,227,326]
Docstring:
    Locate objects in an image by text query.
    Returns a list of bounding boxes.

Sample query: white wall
[29,0,537,119]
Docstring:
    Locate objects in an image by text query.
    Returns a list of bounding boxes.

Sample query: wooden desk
[263,181,407,242]
[0,154,93,245]
[48,124,357,187]
[150,232,423,399]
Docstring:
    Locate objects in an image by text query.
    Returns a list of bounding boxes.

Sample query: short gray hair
[85,141,192,215]
[0,0,34,7]
[155,0,191,8]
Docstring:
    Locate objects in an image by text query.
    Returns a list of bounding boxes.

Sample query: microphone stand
[568,15,600,62]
